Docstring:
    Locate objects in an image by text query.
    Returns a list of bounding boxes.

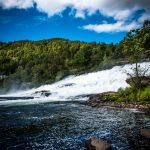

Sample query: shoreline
[84,92,150,114]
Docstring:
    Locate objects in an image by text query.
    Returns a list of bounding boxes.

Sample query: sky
[0,0,150,43]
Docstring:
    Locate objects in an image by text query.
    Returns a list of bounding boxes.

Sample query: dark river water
[0,101,150,150]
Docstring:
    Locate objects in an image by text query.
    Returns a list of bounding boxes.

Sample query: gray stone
[85,137,111,150]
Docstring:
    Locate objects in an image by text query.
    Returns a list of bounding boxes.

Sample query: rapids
[0,62,150,106]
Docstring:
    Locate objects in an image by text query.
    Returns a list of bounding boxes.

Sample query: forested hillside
[0,21,149,92]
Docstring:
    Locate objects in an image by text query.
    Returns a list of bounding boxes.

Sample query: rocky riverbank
[85,128,150,150]
[85,92,150,150]
[85,92,150,113]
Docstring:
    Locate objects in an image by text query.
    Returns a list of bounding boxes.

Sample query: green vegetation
[0,21,149,93]
[122,20,150,89]
[105,86,150,102]
[0,39,125,92]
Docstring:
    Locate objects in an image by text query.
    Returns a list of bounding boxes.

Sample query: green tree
[122,20,150,88]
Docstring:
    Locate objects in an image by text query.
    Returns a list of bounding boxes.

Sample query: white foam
[0,62,150,105]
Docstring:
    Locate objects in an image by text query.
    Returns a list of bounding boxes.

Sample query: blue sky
[0,0,150,43]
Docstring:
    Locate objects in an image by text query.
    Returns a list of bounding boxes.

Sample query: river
[0,101,150,150]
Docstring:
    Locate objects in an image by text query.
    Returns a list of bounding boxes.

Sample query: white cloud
[0,0,150,32]
[0,0,33,9]
[34,0,69,17]
[83,21,140,33]
[75,9,85,19]
[0,0,149,19]
[138,13,150,23]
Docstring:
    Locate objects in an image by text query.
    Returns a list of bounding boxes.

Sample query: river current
[0,101,150,150]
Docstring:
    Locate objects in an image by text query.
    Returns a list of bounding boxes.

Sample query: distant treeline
[0,21,149,92]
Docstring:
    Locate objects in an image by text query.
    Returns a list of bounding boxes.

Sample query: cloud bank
[0,0,150,32]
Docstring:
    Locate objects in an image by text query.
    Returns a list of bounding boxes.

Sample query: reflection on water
[0,102,150,150]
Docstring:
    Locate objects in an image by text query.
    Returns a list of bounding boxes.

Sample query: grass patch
[105,86,150,102]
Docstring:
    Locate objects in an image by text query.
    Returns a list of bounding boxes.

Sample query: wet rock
[85,91,150,112]
[59,83,75,88]
[85,92,116,107]
[70,94,94,101]
[34,90,51,97]
[140,129,150,138]
[89,92,116,101]
[85,138,111,150]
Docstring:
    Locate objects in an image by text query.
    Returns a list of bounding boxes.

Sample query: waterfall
[0,62,150,106]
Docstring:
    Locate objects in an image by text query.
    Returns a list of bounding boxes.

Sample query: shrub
[115,87,138,101]
[112,86,150,102]
[138,86,150,101]
[116,97,124,102]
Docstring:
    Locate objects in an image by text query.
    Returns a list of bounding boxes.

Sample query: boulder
[86,92,116,107]
[85,138,111,150]
[140,129,150,138]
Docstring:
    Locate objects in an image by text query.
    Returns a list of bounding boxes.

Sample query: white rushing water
[0,62,150,105]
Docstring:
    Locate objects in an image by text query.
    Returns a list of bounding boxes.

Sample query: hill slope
[0,38,125,92]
